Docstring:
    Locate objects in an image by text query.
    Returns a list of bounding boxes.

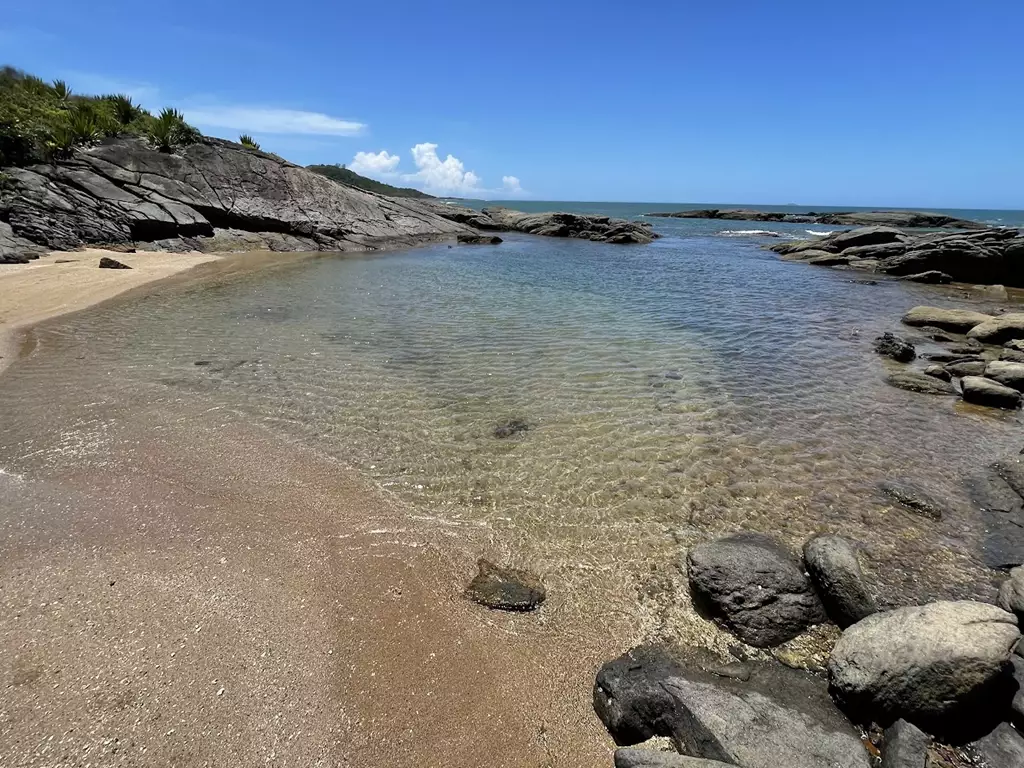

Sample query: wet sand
[0,251,625,767]
[0,250,221,374]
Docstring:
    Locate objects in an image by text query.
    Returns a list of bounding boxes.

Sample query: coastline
[0,249,222,375]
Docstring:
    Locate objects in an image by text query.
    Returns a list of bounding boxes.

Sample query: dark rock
[1000,348,1024,364]
[879,481,945,521]
[900,270,952,284]
[985,361,1024,392]
[968,723,1024,767]
[993,457,1024,499]
[880,719,930,768]
[885,371,955,395]
[593,646,870,768]
[803,535,877,628]
[1012,655,1024,729]
[465,558,545,612]
[923,351,983,363]
[653,209,986,229]
[686,533,826,647]
[901,306,994,333]
[923,365,952,381]
[963,467,1024,570]
[918,326,958,343]
[493,418,530,439]
[968,313,1024,344]
[98,256,131,269]
[945,360,988,378]
[705,661,752,682]
[456,233,503,245]
[961,376,1023,410]
[614,749,732,768]
[827,601,1020,739]
[874,332,916,362]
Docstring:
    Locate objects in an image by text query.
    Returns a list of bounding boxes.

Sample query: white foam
[805,230,833,237]
[717,229,785,238]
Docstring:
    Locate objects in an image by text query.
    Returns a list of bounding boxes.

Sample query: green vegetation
[0,66,203,166]
[306,163,433,199]
[238,134,261,150]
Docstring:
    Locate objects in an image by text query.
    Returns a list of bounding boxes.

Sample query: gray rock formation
[419,203,659,244]
[880,720,929,768]
[968,313,1024,344]
[0,137,472,260]
[827,601,1020,738]
[464,558,546,612]
[593,646,870,768]
[985,361,1024,392]
[648,209,987,229]
[946,360,988,378]
[803,535,877,628]
[961,376,1023,410]
[998,567,1024,618]
[874,332,916,362]
[969,723,1024,767]
[885,371,955,395]
[963,466,1024,569]
[879,480,945,520]
[771,228,1024,287]
[456,233,503,245]
[901,306,995,333]
[614,749,733,768]
[686,533,826,647]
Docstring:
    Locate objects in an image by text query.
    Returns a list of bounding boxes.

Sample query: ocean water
[2,207,1023,615]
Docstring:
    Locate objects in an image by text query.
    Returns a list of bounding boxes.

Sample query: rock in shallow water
[885,371,955,395]
[827,601,1020,739]
[803,535,877,628]
[961,376,1023,410]
[879,480,945,520]
[874,332,916,362]
[686,533,825,647]
[901,306,994,333]
[594,647,870,768]
[465,558,545,611]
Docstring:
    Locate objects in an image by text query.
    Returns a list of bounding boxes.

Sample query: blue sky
[3,0,1022,207]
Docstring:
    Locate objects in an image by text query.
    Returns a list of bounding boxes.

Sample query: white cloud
[502,176,523,194]
[350,150,401,177]
[401,143,484,196]
[182,106,366,136]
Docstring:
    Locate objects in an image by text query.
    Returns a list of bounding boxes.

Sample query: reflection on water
[1,224,1021,615]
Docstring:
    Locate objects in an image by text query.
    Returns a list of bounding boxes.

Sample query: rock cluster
[771,226,1024,287]
[647,209,987,229]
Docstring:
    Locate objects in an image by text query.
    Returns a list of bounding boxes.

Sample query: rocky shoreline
[648,208,990,230]
[771,225,1024,287]
[0,137,656,263]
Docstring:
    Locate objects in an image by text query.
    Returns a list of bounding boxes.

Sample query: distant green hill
[306,164,433,199]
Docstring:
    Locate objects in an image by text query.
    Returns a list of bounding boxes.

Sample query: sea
[2,201,1023,609]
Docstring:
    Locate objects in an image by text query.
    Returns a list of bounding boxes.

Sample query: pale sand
[0,249,220,373]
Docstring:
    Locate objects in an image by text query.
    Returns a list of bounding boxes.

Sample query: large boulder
[831,226,906,251]
[874,332,916,362]
[881,242,1009,284]
[803,535,877,628]
[901,306,994,333]
[686,533,826,647]
[984,360,1024,392]
[968,313,1024,344]
[961,376,1023,410]
[594,647,870,768]
[827,601,1020,737]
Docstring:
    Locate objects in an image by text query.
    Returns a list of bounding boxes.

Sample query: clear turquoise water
[2,209,1023,610]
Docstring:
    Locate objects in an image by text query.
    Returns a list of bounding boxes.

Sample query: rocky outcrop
[772,227,1024,286]
[593,646,870,768]
[803,535,877,628]
[648,209,988,229]
[98,256,130,269]
[686,533,825,647]
[420,201,659,244]
[0,137,473,261]
[827,601,1020,738]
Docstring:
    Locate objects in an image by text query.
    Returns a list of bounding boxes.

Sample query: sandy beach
[0,248,625,767]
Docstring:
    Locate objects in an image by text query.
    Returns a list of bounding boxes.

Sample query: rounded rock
[803,535,877,628]
[961,375,1023,409]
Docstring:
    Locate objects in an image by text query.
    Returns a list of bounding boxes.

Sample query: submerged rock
[493,418,530,439]
[98,256,131,269]
[827,601,1020,738]
[885,371,955,395]
[465,558,545,612]
[945,359,987,378]
[874,332,916,362]
[879,480,945,520]
[803,535,877,628]
[880,719,930,768]
[593,646,870,768]
[963,467,1024,570]
[901,306,994,333]
[961,375,1023,409]
[686,533,825,647]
